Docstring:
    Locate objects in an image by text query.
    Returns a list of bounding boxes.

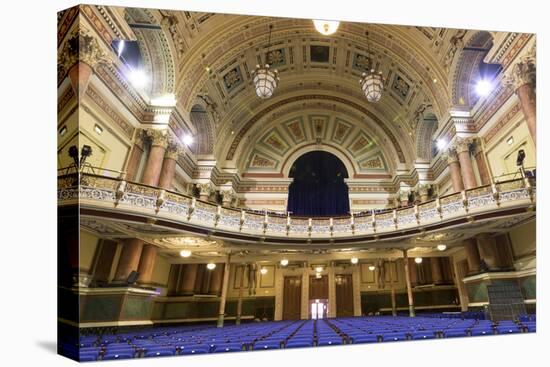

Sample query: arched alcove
[287,151,350,217]
[190,104,214,155]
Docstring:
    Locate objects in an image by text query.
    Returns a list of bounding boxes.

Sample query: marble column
[463,238,481,274]
[158,142,180,190]
[236,264,247,325]
[181,264,198,295]
[58,29,105,100]
[403,251,415,317]
[114,238,144,283]
[455,138,476,190]
[142,129,169,187]
[430,257,444,285]
[93,240,118,284]
[137,244,158,285]
[509,57,536,145]
[352,264,362,317]
[327,265,336,318]
[388,260,397,316]
[209,263,224,295]
[452,258,469,312]
[217,254,232,327]
[447,150,464,192]
[477,234,499,270]
[472,140,491,185]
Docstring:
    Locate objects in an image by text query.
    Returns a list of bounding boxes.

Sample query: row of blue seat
[66,316,536,361]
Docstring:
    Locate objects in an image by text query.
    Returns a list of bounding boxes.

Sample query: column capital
[164,138,183,160]
[445,148,459,164]
[58,28,107,71]
[220,188,236,205]
[196,182,213,197]
[417,184,430,197]
[146,129,170,148]
[504,56,536,91]
[398,189,410,202]
[453,137,474,154]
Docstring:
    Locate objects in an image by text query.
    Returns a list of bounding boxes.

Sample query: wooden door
[335,274,354,317]
[283,276,302,320]
[309,275,329,300]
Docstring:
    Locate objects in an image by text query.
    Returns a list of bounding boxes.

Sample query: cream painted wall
[485,119,535,180]
[78,107,131,173]
[509,221,536,259]
[57,109,79,169]
[80,230,99,272]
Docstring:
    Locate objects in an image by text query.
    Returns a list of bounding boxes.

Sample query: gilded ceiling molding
[224,94,407,164]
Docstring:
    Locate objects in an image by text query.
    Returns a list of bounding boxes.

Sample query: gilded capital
[417,184,430,197]
[146,129,169,148]
[197,182,212,196]
[505,57,536,91]
[453,137,473,154]
[220,188,236,204]
[58,28,107,71]
[446,149,459,164]
[164,136,182,159]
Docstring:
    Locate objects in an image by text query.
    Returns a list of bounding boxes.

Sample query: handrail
[59,173,535,241]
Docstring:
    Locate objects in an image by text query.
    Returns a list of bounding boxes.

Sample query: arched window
[287,151,350,216]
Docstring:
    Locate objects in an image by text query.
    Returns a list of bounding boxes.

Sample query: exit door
[310,299,328,319]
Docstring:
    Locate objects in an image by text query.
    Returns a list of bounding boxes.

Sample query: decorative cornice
[483,102,522,145]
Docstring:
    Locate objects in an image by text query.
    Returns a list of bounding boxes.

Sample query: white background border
[0,0,546,366]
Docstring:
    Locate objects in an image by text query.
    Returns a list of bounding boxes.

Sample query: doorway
[283,276,302,320]
[335,274,354,317]
[310,299,328,319]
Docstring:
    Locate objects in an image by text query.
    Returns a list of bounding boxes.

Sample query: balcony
[58,172,536,246]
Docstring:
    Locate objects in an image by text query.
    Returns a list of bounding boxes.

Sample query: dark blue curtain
[287,151,350,216]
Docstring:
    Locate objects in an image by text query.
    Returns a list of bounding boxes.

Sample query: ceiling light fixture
[359,31,385,102]
[351,257,359,264]
[183,134,194,146]
[252,24,279,99]
[313,20,340,36]
[475,79,492,96]
[437,244,447,251]
[260,267,268,275]
[280,259,289,266]
[315,266,323,273]
[206,262,216,270]
[415,257,423,264]
[128,68,148,89]
[368,265,376,271]
[436,138,447,150]
[180,250,192,258]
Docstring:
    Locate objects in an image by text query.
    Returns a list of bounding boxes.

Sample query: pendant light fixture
[359,30,385,102]
[252,24,279,99]
[313,19,340,35]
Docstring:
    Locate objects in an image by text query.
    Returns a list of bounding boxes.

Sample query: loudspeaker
[127,270,139,285]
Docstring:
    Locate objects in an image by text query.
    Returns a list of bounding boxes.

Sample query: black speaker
[127,271,139,285]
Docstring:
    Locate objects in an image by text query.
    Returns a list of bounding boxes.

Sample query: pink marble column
[142,130,169,186]
[114,238,144,283]
[158,143,180,190]
[455,138,476,190]
[137,244,158,285]
[509,58,536,145]
[447,151,464,193]
[463,238,481,274]
[68,62,93,101]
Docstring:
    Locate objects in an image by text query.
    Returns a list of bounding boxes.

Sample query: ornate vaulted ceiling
[112,7,504,177]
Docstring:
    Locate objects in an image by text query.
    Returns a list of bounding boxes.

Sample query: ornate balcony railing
[59,173,536,242]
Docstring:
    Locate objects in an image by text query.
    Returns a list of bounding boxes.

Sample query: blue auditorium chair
[102,349,135,360]
[253,339,282,350]
[79,352,100,362]
[442,328,469,338]
[317,337,343,346]
[410,331,437,340]
[469,326,494,336]
[380,332,407,342]
[524,322,536,333]
[212,343,244,353]
[285,338,314,348]
[178,344,211,355]
[496,324,521,334]
[352,334,379,344]
[144,346,177,358]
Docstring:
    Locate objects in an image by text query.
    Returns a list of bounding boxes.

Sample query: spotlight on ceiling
[368,265,376,271]
[475,79,492,97]
[180,250,192,258]
[436,138,447,150]
[128,69,148,89]
[414,257,423,264]
[315,266,323,273]
[183,134,194,146]
[260,267,268,275]
[351,257,359,265]
[437,244,447,251]
[280,259,289,267]
[206,262,216,270]
[313,20,340,35]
